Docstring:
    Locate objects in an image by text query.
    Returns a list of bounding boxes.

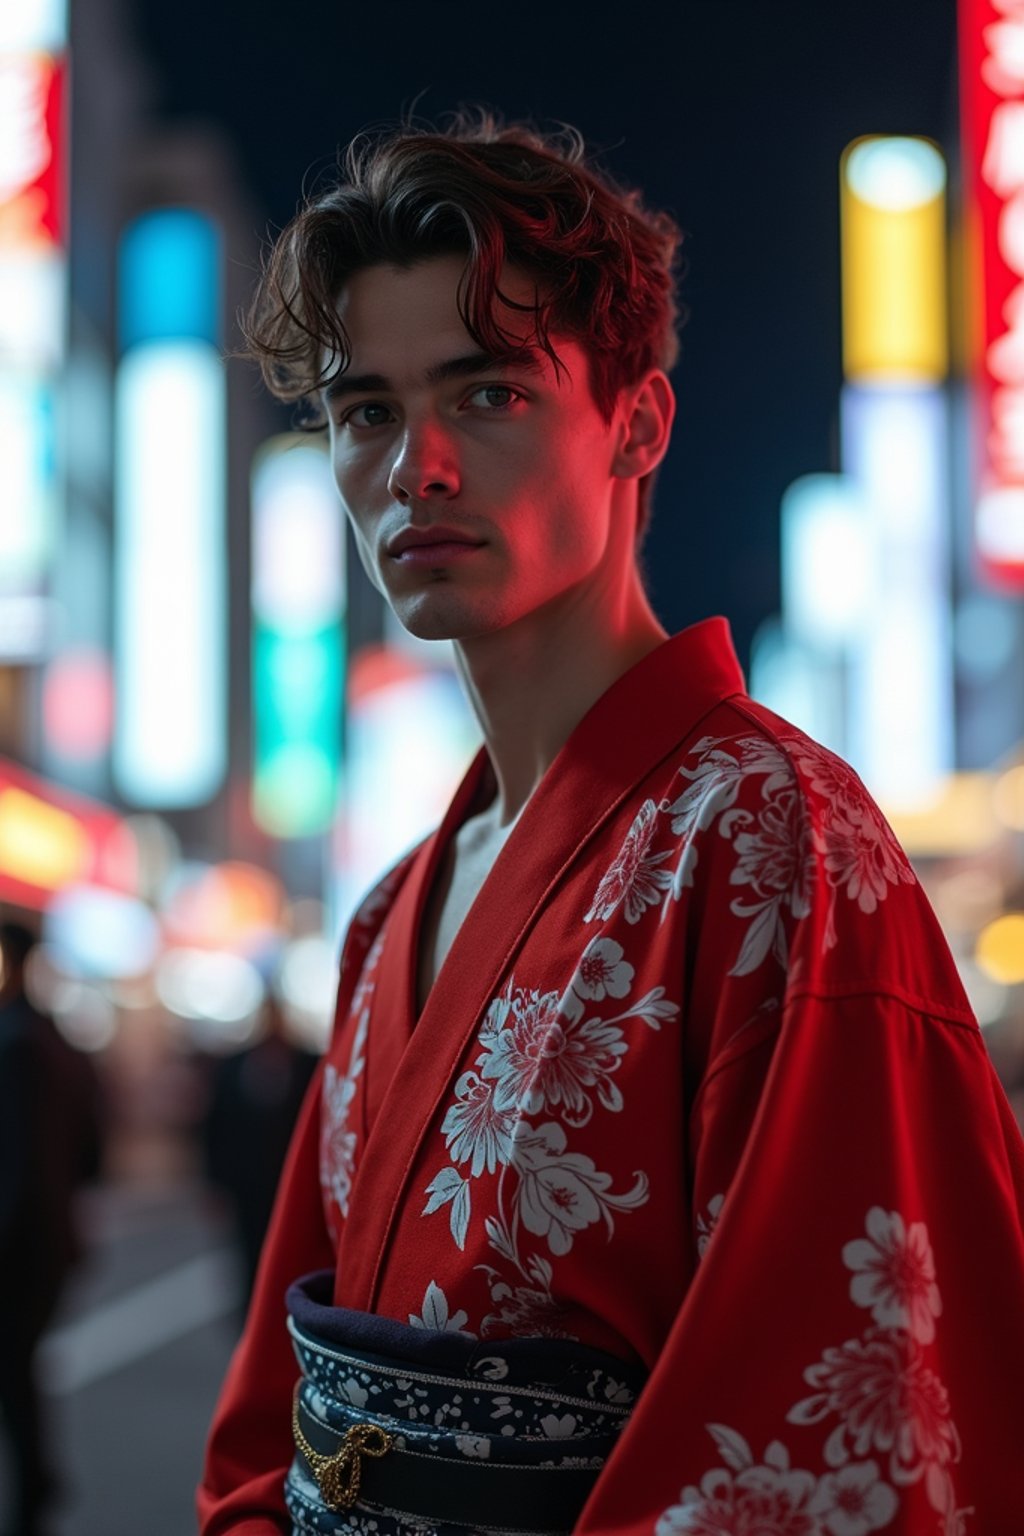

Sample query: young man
[200,115,1024,1536]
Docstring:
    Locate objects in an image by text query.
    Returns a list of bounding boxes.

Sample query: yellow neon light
[0,786,90,889]
[840,136,948,383]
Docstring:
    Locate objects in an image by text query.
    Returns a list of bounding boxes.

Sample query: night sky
[129,0,958,662]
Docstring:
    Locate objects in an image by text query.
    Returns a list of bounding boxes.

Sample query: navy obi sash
[284,1270,645,1536]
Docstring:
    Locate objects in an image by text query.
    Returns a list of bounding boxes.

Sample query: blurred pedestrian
[201,998,318,1307]
[0,920,103,1536]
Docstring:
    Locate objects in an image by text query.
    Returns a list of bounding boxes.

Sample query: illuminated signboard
[0,0,67,52]
[0,51,65,249]
[114,210,227,808]
[0,757,136,910]
[0,17,67,660]
[838,137,953,809]
[959,0,1024,584]
[251,437,345,838]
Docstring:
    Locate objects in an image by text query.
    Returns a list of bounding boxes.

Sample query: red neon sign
[958,0,1024,585]
[0,51,66,251]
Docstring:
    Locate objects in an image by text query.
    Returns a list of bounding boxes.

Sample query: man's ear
[611,370,676,482]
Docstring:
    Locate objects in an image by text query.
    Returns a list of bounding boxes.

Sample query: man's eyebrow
[321,348,546,405]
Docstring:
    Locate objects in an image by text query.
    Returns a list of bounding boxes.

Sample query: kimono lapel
[336,617,746,1310]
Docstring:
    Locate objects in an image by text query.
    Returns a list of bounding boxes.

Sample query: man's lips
[387,526,487,560]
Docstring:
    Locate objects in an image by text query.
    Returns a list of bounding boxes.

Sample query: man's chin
[388,593,508,644]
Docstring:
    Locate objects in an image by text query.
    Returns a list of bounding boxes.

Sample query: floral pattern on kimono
[656,1208,966,1536]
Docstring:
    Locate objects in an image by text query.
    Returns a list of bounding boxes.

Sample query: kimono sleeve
[197,1061,334,1536]
[576,731,1024,1534]
[579,1034,1024,1530]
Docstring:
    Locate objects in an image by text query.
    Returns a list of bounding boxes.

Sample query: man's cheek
[345,516,387,598]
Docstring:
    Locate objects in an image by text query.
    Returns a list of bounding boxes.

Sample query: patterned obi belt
[285,1270,645,1536]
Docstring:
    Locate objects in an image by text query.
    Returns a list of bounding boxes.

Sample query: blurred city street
[2,1182,241,1536]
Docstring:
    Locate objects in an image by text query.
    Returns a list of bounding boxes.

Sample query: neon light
[0,252,65,365]
[748,618,845,755]
[780,474,871,651]
[841,384,954,808]
[119,209,221,349]
[959,0,1024,583]
[251,438,344,838]
[42,646,115,762]
[0,371,55,584]
[0,0,67,51]
[114,341,227,807]
[840,136,947,383]
[332,654,478,934]
[0,52,66,249]
[0,786,89,888]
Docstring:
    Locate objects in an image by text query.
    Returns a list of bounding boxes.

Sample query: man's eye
[466,385,522,411]
[343,402,393,428]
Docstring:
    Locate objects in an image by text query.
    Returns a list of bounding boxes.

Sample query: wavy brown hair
[242,111,687,533]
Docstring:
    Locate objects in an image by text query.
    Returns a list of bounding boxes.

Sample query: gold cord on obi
[291,1382,393,1510]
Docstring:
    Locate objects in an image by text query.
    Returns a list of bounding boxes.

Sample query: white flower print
[511,1121,648,1257]
[477,1256,575,1339]
[440,1071,515,1178]
[670,737,794,830]
[842,1207,942,1344]
[696,1193,725,1259]
[660,1208,965,1536]
[729,786,813,904]
[422,1166,472,1249]
[477,981,629,1129]
[723,784,816,975]
[319,1006,368,1222]
[789,1332,960,1478]
[569,936,635,1001]
[779,735,916,949]
[584,798,674,924]
[657,1431,898,1536]
[408,1280,470,1334]
[657,1447,824,1535]
[453,1434,490,1458]
[814,1462,898,1536]
[663,731,919,968]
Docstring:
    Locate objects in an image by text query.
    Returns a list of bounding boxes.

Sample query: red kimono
[199,618,1024,1536]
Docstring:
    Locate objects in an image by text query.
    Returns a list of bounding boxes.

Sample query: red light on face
[0,52,66,251]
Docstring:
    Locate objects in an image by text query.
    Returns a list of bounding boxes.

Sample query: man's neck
[452,568,667,829]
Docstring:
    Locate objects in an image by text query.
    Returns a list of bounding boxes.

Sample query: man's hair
[242,111,686,536]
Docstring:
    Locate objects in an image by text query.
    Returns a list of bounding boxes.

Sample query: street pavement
[2,1181,244,1536]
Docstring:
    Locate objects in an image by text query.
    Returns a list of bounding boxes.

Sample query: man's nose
[387,418,461,504]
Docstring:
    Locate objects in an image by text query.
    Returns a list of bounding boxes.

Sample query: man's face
[323,255,635,642]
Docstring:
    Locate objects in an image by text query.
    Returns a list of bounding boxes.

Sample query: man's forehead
[317,257,582,396]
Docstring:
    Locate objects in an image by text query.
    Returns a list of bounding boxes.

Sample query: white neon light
[0,0,66,51]
[780,474,872,651]
[252,439,343,630]
[0,371,53,583]
[114,341,226,807]
[977,484,1024,559]
[0,253,65,368]
[333,669,478,936]
[841,383,953,808]
[845,137,946,211]
[748,618,844,755]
